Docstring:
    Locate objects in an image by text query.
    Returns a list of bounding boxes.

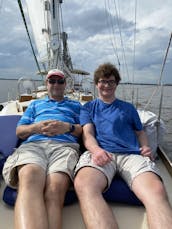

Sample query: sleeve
[79,102,93,126]
[17,101,36,126]
[74,102,82,124]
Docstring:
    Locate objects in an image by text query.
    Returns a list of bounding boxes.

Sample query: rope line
[17,0,43,79]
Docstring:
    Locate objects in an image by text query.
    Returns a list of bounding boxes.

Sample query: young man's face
[96,75,117,99]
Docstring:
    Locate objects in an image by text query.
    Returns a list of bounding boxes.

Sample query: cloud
[0,0,172,84]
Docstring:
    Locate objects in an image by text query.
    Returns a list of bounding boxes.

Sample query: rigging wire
[104,0,171,123]
[158,32,172,86]
[153,32,172,151]
[157,32,172,120]
[131,0,137,104]
[104,0,121,70]
[111,0,130,83]
[17,0,43,80]
[105,0,132,102]
[144,32,172,111]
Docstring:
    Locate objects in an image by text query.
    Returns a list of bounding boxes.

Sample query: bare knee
[18,164,45,189]
[74,168,107,197]
[133,174,168,204]
[74,173,95,196]
[74,173,86,196]
[150,180,168,201]
[45,183,65,200]
[44,174,70,206]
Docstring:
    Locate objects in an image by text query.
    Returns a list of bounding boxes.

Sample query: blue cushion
[0,115,21,174]
[0,157,6,174]
[3,186,77,206]
[3,176,142,207]
[3,186,18,206]
[64,189,78,205]
[0,115,21,157]
[103,176,142,205]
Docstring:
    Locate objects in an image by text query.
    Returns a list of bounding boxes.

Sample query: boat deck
[0,158,172,229]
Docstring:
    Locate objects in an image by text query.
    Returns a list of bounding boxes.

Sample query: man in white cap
[3,69,82,229]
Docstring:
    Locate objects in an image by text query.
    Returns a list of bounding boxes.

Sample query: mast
[23,0,89,90]
[24,0,73,76]
[47,0,63,69]
[43,0,73,72]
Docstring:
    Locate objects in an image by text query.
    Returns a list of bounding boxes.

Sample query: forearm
[136,130,149,147]
[16,124,39,139]
[136,130,153,159]
[83,128,113,166]
[83,133,101,153]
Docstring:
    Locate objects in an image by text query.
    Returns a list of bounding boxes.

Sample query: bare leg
[44,172,70,229]
[15,164,48,229]
[74,167,118,229]
[132,172,172,229]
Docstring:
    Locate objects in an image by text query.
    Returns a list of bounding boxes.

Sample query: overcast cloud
[0,0,172,84]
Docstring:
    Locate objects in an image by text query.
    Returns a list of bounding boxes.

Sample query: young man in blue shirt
[74,63,172,229]
[3,69,82,229]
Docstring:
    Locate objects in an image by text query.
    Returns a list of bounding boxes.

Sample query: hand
[92,149,113,166]
[36,120,69,136]
[140,146,154,161]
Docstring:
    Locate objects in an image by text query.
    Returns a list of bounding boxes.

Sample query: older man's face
[46,76,66,100]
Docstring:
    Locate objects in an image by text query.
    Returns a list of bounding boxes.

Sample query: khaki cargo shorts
[3,140,80,188]
[75,151,161,189]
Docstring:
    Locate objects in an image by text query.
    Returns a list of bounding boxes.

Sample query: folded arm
[16,120,82,139]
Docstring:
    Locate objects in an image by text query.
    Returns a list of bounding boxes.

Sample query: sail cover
[25,0,48,63]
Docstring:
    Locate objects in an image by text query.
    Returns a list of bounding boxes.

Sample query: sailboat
[0,1,172,229]
[0,0,94,114]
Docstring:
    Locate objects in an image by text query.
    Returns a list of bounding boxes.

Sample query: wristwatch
[67,123,75,133]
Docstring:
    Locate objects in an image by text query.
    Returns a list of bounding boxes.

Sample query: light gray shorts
[3,140,80,188]
[75,151,161,189]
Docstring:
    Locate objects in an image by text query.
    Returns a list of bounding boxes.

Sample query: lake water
[0,79,43,103]
[0,79,171,159]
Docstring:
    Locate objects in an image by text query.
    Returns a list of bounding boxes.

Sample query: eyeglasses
[48,78,65,85]
[98,80,116,86]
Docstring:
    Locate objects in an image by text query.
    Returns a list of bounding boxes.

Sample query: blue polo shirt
[80,98,143,154]
[18,96,81,144]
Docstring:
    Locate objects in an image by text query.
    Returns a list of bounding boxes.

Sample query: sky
[0,0,172,84]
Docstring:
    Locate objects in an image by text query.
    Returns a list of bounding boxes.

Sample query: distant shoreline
[120,82,172,86]
[0,78,42,81]
[0,78,172,86]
